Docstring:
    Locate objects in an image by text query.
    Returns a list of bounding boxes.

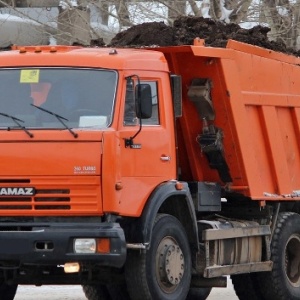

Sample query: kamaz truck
[0,40,299,300]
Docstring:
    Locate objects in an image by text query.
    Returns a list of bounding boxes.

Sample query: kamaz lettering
[0,187,35,196]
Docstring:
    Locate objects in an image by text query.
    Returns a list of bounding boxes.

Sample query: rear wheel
[106,283,130,300]
[257,212,300,300]
[231,273,266,300]
[0,282,17,300]
[125,214,191,300]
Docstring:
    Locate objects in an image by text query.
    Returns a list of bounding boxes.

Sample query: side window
[123,80,159,126]
[143,81,159,125]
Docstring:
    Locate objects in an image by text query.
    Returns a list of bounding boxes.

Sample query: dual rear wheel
[232,212,300,300]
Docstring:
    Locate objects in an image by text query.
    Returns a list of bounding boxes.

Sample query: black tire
[186,287,212,300]
[231,273,266,300]
[125,214,192,300]
[0,283,18,300]
[82,285,111,300]
[106,283,131,300]
[83,284,130,300]
[256,212,300,300]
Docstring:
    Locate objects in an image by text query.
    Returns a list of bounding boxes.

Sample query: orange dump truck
[0,40,299,300]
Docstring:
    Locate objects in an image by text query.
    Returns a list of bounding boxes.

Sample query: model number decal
[0,187,35,196]
[74,166,97,174]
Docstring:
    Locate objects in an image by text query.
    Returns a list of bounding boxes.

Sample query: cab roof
[0,46,170,72]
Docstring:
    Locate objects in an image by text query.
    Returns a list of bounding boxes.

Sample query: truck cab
[0,45,185,300]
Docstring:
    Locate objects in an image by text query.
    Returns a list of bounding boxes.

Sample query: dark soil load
[109,16,299,56]
[110,21,175,47]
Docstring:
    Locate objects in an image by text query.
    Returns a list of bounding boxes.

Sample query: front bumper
[0,222,126,268]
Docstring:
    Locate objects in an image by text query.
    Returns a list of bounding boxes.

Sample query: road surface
[14,279,238,299]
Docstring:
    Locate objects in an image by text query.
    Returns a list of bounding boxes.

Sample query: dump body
[158,40,300,202]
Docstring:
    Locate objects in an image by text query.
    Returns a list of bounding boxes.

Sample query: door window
[123,80,159,126]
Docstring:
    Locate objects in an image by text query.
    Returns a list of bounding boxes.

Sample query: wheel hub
[285,234,300,287]
[156,237,184,292]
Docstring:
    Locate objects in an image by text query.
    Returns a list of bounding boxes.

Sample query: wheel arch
[126,181,199,250]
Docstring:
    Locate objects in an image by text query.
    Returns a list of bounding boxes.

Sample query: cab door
[117,76,176,216]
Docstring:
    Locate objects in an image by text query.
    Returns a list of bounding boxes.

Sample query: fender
[131,180,199,249]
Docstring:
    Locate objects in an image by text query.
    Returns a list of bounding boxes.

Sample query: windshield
[0,68,117,129]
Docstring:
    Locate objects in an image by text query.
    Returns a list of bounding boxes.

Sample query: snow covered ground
[14,280,237,299]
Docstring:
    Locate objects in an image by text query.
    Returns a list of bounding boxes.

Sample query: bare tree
[115,0,132,27]
[56,0,91,45]
[0,0,300,50]
[188,0,201,16]
[227,0,252,23]
[210,0,223,19]
[165,0,186,24]
[260,0,300,49]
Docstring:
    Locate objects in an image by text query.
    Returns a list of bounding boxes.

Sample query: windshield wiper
[31,104,78,138]
[0,112,33,138]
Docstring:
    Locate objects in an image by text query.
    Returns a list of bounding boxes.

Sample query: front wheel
[125,214,192,300]
[82,283,130,300]
[186,287,212,300]
[82,284,110,300]
[0,282,17,300]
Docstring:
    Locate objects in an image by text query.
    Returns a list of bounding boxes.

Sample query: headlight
[74,238,96,254]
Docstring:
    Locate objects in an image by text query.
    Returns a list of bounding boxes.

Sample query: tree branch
[229,0,252,23]
[188,0,201,17]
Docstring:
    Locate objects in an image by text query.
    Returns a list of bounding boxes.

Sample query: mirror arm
[125,121,142,147]
[125,75,143,148]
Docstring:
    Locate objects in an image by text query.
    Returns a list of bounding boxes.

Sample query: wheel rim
[285,234,300,287]
[156,236,185,293]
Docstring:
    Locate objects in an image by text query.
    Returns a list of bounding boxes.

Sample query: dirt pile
[110,22,175,47]
[109,16,299,56]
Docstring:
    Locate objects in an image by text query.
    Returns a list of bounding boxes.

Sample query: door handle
[160,155,171,161]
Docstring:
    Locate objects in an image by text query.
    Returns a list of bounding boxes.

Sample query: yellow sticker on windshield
[20,69,40,83]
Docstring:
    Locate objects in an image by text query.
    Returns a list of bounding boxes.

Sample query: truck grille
[0,189,71,210]
[0,177,101,214]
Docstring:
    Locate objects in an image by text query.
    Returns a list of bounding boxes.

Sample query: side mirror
[136,84,152,119]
